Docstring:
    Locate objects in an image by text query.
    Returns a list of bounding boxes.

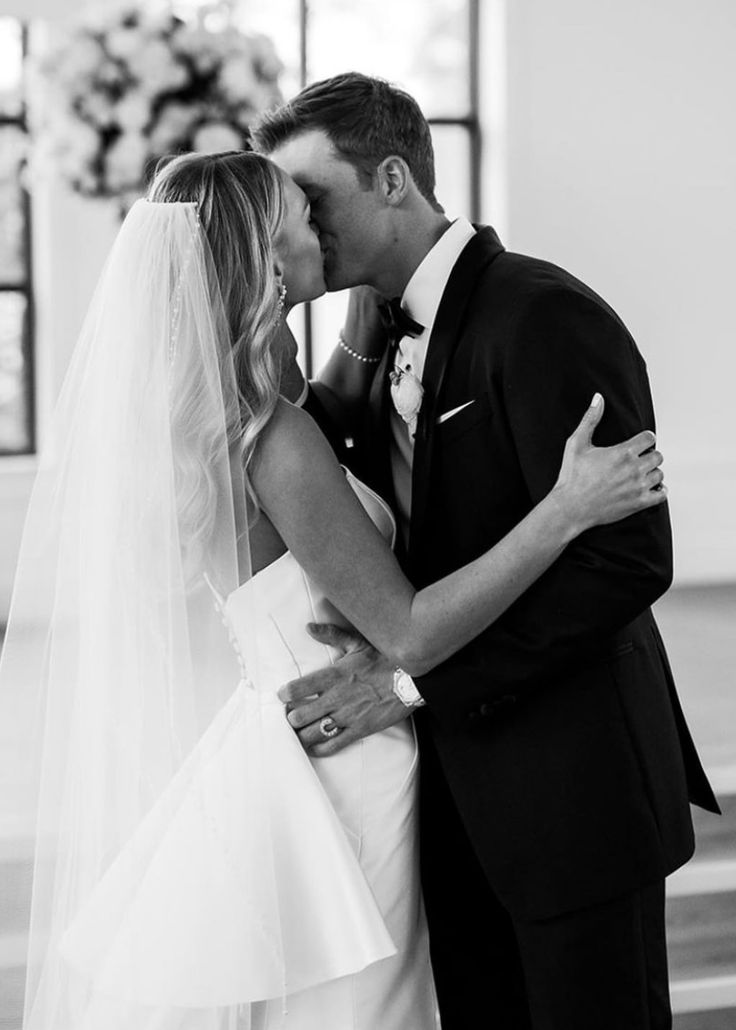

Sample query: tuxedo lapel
[409,227,505,564]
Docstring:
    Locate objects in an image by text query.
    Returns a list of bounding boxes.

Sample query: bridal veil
[0,199,390,1029]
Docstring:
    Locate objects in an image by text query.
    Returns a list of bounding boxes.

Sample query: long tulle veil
[0,200,279,1028]
[0,195,396,1030]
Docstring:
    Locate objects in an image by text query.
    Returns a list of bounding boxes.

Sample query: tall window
[179,0,481,375]
[0,17,34,455]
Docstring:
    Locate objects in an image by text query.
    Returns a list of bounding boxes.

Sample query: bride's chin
[303,282,327,303]
[285,278,326,307]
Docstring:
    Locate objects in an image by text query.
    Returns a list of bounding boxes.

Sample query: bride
[1,151,666,1030]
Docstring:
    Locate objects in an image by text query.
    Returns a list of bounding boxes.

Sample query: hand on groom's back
[278,623,410,756]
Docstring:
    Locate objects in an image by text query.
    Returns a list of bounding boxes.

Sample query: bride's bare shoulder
[251,398,340,491]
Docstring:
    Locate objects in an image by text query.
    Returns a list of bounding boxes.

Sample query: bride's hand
[552,393,667,533]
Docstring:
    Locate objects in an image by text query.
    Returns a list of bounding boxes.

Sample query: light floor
[654,583,736,776]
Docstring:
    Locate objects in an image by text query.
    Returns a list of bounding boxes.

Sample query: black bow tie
[378,297,424,347]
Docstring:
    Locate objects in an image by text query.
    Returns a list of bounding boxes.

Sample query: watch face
[394,670,418,705]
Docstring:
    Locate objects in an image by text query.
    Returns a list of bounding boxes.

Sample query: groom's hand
[278,623,410,757]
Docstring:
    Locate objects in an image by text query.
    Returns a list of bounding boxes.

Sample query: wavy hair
[148,151,285,549]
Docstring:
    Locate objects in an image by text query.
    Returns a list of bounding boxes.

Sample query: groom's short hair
[251,72,442,212]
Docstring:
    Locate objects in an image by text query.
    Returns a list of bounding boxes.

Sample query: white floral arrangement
[40,5,283,203]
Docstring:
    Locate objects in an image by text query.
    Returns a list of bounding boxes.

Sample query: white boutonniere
[390,366,424,439]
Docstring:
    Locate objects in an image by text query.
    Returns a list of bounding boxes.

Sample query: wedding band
[318,716,340,739]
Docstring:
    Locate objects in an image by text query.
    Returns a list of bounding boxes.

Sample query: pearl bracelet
[338,330,382,364]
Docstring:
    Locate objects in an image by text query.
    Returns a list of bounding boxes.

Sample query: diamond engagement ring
[318,716,340,739]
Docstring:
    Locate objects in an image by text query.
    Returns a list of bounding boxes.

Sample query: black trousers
[419,743,672,1030]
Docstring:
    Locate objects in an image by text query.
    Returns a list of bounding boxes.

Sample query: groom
[252,74,718,1029]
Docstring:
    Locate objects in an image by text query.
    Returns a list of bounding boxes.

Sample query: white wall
[483,0,736,583]
[1,0,735,617]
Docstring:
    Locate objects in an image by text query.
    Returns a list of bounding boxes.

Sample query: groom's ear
[376,156,411,207]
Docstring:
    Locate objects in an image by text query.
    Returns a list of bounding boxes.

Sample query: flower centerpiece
[39,4,283,209]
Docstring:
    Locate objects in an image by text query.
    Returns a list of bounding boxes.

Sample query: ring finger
[285,695,335,730]
[318,715,341,739]
[297,717,344,751]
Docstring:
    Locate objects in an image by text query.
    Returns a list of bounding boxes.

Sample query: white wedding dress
[59,470,438,1030]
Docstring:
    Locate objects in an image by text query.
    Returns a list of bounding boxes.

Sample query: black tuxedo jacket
[361,226,718,922]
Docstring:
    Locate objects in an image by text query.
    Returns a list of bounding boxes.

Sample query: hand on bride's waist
[278,624,411,757]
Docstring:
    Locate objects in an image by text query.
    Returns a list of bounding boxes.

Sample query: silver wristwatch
[392,667,426,709]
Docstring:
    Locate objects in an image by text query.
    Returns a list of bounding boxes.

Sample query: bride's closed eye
[306,191,323,212]
[307,207,321,237]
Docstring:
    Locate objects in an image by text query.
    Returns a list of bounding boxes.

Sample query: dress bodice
[221,470,396,696]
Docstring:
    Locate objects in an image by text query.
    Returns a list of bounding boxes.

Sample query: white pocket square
[436,400,475,424]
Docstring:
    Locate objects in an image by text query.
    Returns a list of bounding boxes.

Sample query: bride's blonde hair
[148,151,285,537]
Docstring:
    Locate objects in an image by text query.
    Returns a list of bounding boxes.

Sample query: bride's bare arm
[251,397,665,678]
[312,287,387,432]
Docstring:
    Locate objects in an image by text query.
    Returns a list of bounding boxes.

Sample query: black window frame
[0,19,35,456]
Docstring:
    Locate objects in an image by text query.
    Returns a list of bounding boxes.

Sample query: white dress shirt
[390,217,476,545]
